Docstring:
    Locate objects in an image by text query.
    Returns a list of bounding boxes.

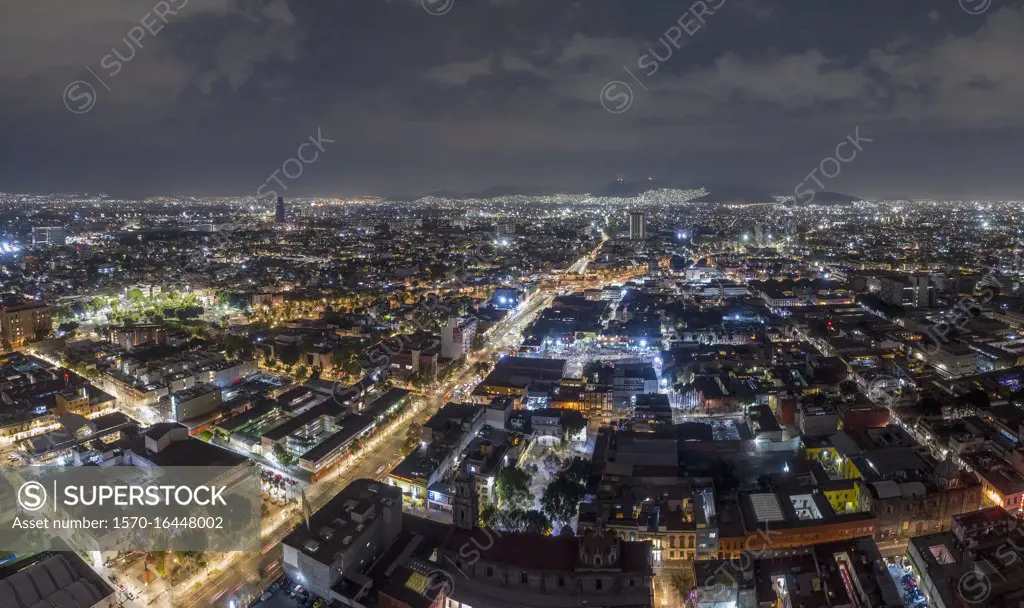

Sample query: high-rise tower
[629,210,646,241]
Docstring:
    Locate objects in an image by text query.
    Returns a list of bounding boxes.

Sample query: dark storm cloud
[1,0,1023,198]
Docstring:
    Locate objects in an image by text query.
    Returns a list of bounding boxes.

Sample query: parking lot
[886,559,927,607]
[250,575,323,608]
[258,589,302,608]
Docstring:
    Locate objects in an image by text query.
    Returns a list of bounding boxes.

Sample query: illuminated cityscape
[3,2,1024,608]
[3,188,1024,607]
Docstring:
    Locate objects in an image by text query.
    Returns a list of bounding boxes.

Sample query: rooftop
[0,553,113,608]
[282,478,401,565]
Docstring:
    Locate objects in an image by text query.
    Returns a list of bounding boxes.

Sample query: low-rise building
[19,411,135,465]
[927,341,980,378]
[612,363,659,407]
[107,323,167,349]
[820,427,983,542]
[161,383,222,422]
[908,507,1024,607]
[281,479,404,599]
[460,426,525,508]
[283,479,655,608]
[379,333,441,382]
[690,536,902,608]
[961,449,1024,514]
[838,401,892,432]
[798,402,839,435]
[124,422,251,468]
[298,388,410,479]
[475,356,567,400]
[633,393,673,431]
[0,295,52,348]
[0,353,115,443]
[388,402,485,504]
[0,552,115,608]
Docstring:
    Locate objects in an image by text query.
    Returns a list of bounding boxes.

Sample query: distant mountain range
[603,180,862,204]
[422,185,543,199]
[799,190,862,204]
[392,180,863,204]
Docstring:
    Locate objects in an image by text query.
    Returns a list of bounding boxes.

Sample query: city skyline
[3,178,1024,608]
[4,1,1024,607]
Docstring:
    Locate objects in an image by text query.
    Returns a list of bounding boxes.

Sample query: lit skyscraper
[275,196,286,223]
[629,210,646,241]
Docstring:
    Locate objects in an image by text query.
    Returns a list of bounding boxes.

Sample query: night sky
[1,0,1023,199]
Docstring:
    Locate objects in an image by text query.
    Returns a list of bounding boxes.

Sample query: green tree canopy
[562,457,590,486]
[498,508,552,535]
[402,424,423,456]
[561,410,586,440]
[495,466,533,511]
[520,509,552,535]
[541,475,584,526]
[274,444,295,466]
[480,504,500,528]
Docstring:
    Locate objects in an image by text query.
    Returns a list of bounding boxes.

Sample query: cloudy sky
[1,0,1022,199]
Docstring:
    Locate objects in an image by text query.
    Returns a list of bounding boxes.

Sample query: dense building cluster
[2,192,1024,607]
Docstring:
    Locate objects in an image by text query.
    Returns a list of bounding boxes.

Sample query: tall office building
[629,210,646,241]
[31,226,66,247]
[441,316,478,360]
[879,274,935,308]
[275,196,286,223]
[495,223,516,237]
